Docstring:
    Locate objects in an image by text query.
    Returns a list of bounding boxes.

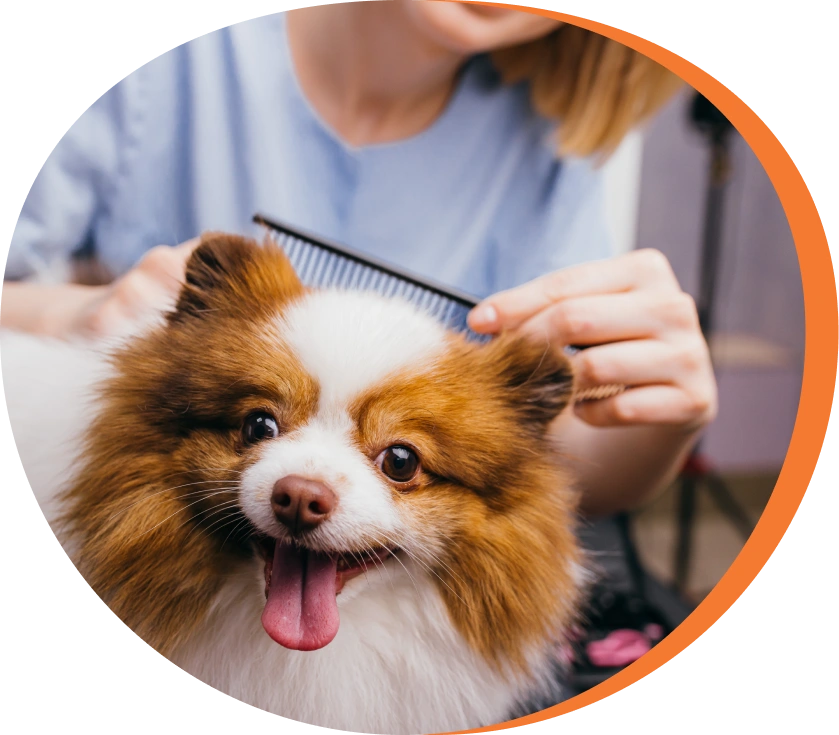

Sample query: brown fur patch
[352,335,580,670]
[60,234,318,654]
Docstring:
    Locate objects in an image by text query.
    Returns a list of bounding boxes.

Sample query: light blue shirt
[7,13,612,298]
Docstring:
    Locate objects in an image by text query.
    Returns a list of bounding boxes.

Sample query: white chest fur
[171,559,539,735]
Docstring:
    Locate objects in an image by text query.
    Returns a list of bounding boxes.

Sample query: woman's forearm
[552,410,702,517]
[0,282,99,336]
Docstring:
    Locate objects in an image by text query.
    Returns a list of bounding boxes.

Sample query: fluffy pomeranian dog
[2,234,583,734]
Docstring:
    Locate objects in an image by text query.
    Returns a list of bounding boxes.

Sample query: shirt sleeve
[5,83,128,281]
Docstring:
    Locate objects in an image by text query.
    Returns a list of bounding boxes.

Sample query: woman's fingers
[574,384,717,429]
[81,240,201,339]
[468,249,680,333]
[136,239,200,289]
[465,251,717,432]
[516,289,699,347]
[571,338,711,392]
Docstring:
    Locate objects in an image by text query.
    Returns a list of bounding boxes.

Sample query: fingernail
[469,303,498,330]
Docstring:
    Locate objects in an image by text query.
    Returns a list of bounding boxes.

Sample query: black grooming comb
[254,214,624,402]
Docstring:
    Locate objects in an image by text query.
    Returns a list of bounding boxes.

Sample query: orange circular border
[445,1,838,731]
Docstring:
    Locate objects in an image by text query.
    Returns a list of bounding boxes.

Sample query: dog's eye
[242,412,279,444]
[376,445,420,484]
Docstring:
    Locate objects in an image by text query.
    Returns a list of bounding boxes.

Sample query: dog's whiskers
[192,507,249,543]
[175,499,243,539]
[126,490,240,542]
[158,467,244,479]
[367,550,395,592]
[409,542,468,587]
[367,531,423,601]
[220,516,254,552]
[404,527,471,586]
[371,527,474,611]
[106,479,242,522]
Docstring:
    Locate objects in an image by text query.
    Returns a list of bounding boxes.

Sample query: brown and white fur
[2,234,583,734]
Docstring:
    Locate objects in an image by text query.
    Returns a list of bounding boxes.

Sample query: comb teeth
[257,216,626,401]
[264,224,485,340]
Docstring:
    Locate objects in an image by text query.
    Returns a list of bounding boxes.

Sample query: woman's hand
[1,240,198,340]
[68,240,199,339]
[468,249,718,434]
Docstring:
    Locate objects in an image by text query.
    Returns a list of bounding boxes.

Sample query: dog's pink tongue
[261,543,339,651]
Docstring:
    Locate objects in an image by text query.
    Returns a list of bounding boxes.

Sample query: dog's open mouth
[255,537,397,651]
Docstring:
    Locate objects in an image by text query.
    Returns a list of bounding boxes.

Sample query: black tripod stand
[673,93,756,595]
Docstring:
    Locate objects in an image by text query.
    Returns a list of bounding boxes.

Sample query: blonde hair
[491,24,683,159]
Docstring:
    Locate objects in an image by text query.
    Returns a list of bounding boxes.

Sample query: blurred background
[601,85,802,603]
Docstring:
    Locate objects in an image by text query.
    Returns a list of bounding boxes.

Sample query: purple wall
[636,89,804,472]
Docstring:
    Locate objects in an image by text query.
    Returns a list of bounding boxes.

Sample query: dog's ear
[170,233,304,322]
[482,334,576,428]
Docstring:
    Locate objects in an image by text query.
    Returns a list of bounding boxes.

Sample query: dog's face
[65,234,581,669]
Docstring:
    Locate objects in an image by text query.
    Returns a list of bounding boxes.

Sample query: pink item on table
[644,623,665,641]
[586,629,652,668]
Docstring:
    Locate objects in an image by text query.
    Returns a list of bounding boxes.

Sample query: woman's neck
[286,3,468,147]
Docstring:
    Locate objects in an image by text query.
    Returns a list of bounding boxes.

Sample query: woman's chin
[401,0,561,56]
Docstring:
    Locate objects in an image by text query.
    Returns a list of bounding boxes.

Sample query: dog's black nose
[271,475,336,534]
